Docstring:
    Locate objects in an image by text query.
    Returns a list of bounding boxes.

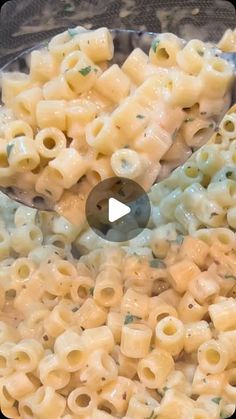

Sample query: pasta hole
[57,265,71,276]
[43,137,56,150]
[92,121,104,137]
[18,158,34,169]
[17,264,30,279]
[212,61,225,72]
[155,312,169,323]
[67,350,83,366]
[143,367,155,381]
[13,351,31,366]
[229,373,236,387]
[223,120,234,132]
[157,48,169,60]
[31,165,41,174]
[152,279,170,295]
[163,323,177,336]
[100,287,115,300]
[32,196,45,207]
[29,229,39,241]
[98,402,113,414]
[0,355,7,369]
[0,153,9,168]
[75,394,91,407]
[206,348,220,364]
[23,406,34,417]
[53,240,66,248]
[184,166,199,178]
[77,285,88,298]
[214,133,223,144]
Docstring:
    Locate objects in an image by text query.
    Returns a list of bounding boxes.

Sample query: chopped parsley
[149,259,166,269]
[6,143,14,157]
[136,114,145,119]
[184,117,194,123]
[68,28,79,37]
[212,397,221,405]
[89,287,94,296]
[124,314,141,325]
[124,144,130,148]
[197,50,204,56]
[162,386,169,392]
[209,123,214,128]
[93,68,98,73]
[169,235,184,245]
[226,171,233,178]
[224,274,236,280]
[121,159,129,169]
[64,4,75,12]
[220,412,231,419]
[151,39,160,53]
[79,66,92,76]
[144,411,158,419]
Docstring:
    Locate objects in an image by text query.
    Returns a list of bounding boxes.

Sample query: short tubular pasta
[4,120,33,141]
[111,148,144,179]
[8,136,40,173]
[0,27,235,419]
[149,33,183,67]
[78,27,114,62]
[10,339,44,373]
[137,348,174,389]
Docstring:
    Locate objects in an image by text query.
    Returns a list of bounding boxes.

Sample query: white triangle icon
[108,197,131,223]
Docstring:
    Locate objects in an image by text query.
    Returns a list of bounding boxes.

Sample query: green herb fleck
[209,123,214,128]
[89,287,94,296]
[197,50,204,56]
[136,114,145,119]
[151,39,160,53]
[144,411,158,419]
[121,159,130,169]
[184,117,194,123]
[124,144,130,148]
[149,259,166,269]
[220,411,231,419]
[203,378,207,383]
[94,68,98,73]
[225,274,236,280]
[226,171,233,178]
[68,28,78,37]
[212,397,221,405]
[6,143,14,157]
[162,386,169,392]
[64,4,75,12]
[79,66,91,76]
[124,314,141,325]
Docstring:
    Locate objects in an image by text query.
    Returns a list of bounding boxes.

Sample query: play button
[85,177,151,242]
[108,198,131,222]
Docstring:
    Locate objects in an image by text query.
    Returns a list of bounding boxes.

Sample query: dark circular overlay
[85,177,151,242]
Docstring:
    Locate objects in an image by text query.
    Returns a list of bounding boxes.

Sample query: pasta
[0,27,234,222]
[0,25,236,419]
[0,188,235,418]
